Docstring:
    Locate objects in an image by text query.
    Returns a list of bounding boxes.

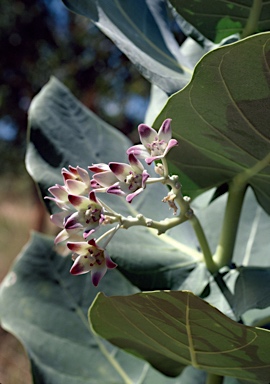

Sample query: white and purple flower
[45,165,91,209]
[50,191,105,244]
[127,118,178,164]
[90,154,150,203]
[68,239,117,286]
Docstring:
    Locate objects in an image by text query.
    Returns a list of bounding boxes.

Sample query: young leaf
[61,0,192,94]
[0,233,185,384]
[154,32,270,214]
[168,0,270,43]
[90,290,270,382]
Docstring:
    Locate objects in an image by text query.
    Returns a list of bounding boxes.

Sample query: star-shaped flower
[91,154,150,203]
[50,191,105,244]
[68,239,117,286]
[127,118,178,164]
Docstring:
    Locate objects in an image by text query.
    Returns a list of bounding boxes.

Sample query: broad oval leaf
[26,76,131,215]
[62,0,192,93]
[90,290,270,382]
[154,32,270,213]
[0,233,185,384]
[169,0,270,43]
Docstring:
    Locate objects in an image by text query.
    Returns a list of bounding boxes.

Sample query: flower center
[125,172,142,191]
[85,205,102,224]
[87,248,104,266]
[148,139,167,156]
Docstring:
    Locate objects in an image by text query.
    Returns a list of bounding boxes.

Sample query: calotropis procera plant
[0,1,270,384]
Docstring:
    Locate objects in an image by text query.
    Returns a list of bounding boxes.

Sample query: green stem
[214,152,270,269]
[206,373,224,384]
[161,157,169,178]
[242,0,262,38]
[96,225,120,246]
[190,215,218,274]
[121,213,188,235]
[214,179,247,269]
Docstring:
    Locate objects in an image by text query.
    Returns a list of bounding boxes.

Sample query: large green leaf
[26,77,200,291]
[26,76,131,215]
[61,0,192,93]
[154,32,270,213]
[169,0,270,43]
[90,290,270,382]
[0,233,187,384]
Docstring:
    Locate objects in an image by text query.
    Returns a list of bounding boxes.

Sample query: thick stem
[242,0,263,38]
[213,152,270,269]
[190,215,218,274]
[206,373,224,384]
[214,179,247,269]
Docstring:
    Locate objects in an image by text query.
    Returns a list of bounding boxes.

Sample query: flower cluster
[47,119,178,286]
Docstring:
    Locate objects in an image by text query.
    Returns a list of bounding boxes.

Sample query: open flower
[127,118,178,164]
[68,239,117,286]
[91,154,149,203]
[50,191,105,244]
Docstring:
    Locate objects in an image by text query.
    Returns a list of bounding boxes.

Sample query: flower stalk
[46,118,215,284]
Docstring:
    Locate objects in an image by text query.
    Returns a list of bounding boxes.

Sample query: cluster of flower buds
[46,119,178,286]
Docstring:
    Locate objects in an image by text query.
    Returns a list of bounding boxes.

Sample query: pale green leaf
[0,233,184,384]
[62,0,192,93]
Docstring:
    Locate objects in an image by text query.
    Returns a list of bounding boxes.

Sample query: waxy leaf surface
[62,0,192,93]
[0,233,185,384]
[169,0,270,43]
[155,33,270,213]
[90,290,270,382]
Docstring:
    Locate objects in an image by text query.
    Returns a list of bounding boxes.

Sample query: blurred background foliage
[0,0,153,177]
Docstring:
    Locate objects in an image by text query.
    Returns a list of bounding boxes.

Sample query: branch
[242,0,263,38]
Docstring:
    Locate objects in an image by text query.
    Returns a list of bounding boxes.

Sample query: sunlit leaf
[154,33,270,213]
[62,0,192,93]
[168,0,270,43]
[90,290,270,382]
